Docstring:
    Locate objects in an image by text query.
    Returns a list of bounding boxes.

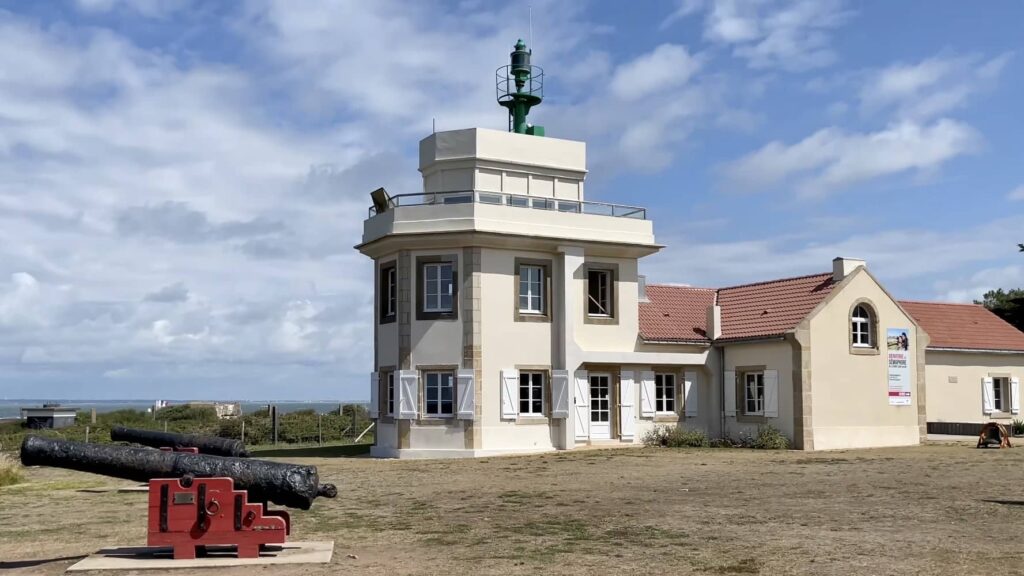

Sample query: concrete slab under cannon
[67,541,334,571]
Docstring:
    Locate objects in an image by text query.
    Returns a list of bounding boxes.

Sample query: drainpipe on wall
[719,345,726,439]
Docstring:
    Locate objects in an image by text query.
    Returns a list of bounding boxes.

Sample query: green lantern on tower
[496,39,544,136]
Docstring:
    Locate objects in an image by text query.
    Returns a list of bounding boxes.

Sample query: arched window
[851,304,874,347]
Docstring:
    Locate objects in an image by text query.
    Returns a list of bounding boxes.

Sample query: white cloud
[860,53,1013,120]
[664,0,853,71]
[723,119,980,196]
[645,215,1024,302]
[1008,185,1024,201]
[609,44,702,101]
[73,0,192,18]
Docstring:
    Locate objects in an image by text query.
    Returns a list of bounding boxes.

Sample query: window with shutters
[379,263,397,323]
[519,372,544,415]
[424,371,454,417]
[655,373,676,413]
[851,304,875,348]
[386,372,395,416]
[993,377,1008,411]
[744,372,765,416]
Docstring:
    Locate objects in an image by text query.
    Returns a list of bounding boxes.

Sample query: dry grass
[0,452,23,488]
[3,441,1024,575]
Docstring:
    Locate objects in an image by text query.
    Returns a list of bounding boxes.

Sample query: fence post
[85,426,90,443]
[241,419,245,444]
[163,421,168,433]
[318,414,323,446]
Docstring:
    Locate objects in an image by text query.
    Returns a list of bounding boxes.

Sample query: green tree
[975,288,1024,332]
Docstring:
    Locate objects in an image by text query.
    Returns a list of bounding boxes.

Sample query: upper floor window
[423,263,453,312]
[519,265,544,314]
[380,264,397,323]
[744,372,764,416]
[424,371,454,417]
[519,371,545,415]
[587,269,613,316]
[655,373,676,413]
[851,304,874,347]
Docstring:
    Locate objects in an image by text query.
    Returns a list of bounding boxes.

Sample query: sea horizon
[0,398,369,420]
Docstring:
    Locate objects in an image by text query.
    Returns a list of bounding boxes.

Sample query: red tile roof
[638,273,836,343]
[898,300,1024,352]
[717,273,836,341]
[639,285,715,343]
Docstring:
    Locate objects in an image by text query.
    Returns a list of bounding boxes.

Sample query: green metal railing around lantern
[367,190,647,220]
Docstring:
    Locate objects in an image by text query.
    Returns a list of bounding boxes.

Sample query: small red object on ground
[147,476,290,560]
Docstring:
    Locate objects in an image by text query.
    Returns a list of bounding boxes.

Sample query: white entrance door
[589,373,611,440]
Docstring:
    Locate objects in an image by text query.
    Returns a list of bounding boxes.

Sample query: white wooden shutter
[619,371,635,441]
[398,370,419,420]
[500,369,519,420]
[684,371,698,417]
[1012,377,1021,415]
[574,370,589,440]
[764,369,779,418]
[456,369,475,420]
[551,370,570,419]
[724,370,736,417]
[639,370,655,417]
[369,371,379,419]
[982,377,995,414]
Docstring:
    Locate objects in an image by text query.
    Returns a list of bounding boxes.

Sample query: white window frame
[994,376,1008,412]
[519,371,545,416]
[386,372,395,416]
[851,304,872,348]
[587,269,612,317]
[384,267,397,317]
[423,263,454,313]
[655,373,676,413]
[519,265,544,314]
[744,372,765,416]
[424,371,454,417]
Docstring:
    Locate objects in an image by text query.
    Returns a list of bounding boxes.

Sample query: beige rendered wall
[925,351,1024,425]
[574,256,641,352]
[722,340,795,442]
[479,247,560,451]
[807,271,920,450]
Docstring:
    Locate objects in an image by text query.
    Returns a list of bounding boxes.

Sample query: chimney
[832,257,866,283]
[706,304,722,340]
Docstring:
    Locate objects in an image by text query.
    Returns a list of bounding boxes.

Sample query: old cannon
[111,425,250,457]
[20,436,337,559]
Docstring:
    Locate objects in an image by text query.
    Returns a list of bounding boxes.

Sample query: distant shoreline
[0,399,368,420]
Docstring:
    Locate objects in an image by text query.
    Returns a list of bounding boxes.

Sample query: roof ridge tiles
[717,271,833,292]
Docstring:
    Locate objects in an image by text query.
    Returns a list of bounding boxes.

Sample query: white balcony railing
[368,190,647,220]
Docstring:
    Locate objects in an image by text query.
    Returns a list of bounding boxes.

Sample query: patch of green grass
[506,518,591,541]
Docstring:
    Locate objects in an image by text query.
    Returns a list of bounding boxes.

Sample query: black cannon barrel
[20,436,337,510]
[111,426,249,458]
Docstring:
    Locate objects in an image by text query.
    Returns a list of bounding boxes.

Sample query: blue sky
[0,0,1021,401]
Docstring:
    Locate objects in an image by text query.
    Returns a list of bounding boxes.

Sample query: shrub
[0,453,23,488]
[1013,419,1024,436]
[155,405,219,423]
[751,425,789,450]
[642,425,709,448]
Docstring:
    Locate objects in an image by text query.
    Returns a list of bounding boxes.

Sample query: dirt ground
[2,441,1024,575]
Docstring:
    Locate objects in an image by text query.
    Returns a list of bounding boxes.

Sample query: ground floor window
[519,372,544,415]
[994,376,1008,411]
[655,373,676,413]
[744,372,764,415]
[386,372,395,416]
[424,371,454,417]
